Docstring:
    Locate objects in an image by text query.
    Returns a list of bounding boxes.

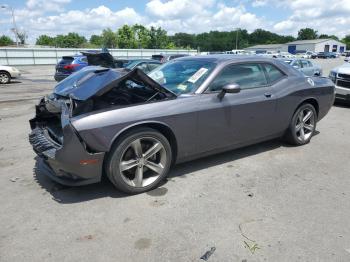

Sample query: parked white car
[296,51,315,59]
[279,52,295,58]
[0,65,21,84]
[329,63,350,102]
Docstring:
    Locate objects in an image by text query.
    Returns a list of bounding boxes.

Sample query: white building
[282,39,346,54]
[245,44,283,54]
[245,39,346,54]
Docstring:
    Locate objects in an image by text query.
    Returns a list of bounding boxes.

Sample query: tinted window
[264,64,285,83]
[151,55,164,61]
[136,63,149,72]
[148,63,160,71]
[300,60,310,68]
[292,60,301,68]
[208,63,268,92]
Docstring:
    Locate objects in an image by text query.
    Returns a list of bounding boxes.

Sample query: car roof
[127,59,161,63]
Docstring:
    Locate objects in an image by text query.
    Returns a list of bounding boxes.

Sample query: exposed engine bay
[30,68,175,146]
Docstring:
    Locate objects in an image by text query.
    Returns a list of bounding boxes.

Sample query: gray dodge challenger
[29,55,335,194]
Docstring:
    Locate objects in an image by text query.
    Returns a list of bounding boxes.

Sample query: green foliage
[132,24,151,48]
[0,35,13,46]
[297,28,318,40]
[101,28,118,48]
[319,34,339,41]
[34,25,343,51]
[89,35,103,47]
[36,35,55,46]
[148,26,170,49]
[342,35,350,50]
[117,25,137,48]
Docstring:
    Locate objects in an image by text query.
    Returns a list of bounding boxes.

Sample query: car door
[196,63,278,153]
[300,60,313,76]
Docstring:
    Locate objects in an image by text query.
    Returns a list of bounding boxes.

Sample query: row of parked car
[53,52,189,82]
[1,50,350,103]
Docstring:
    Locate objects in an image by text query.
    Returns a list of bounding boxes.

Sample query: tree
[101,28,118,48]
[89,35,103,46]
[132,24,151,48]
[117,25,137,48]
[342,35,350,50]
[36,35,55,46]
[53,33,86,48]
[148,26,169,49]
[319,34,339,40]
[170,33,196,49]
[0,35,13,46]
[297,28,318,40]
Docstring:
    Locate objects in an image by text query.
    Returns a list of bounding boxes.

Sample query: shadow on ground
[334,100,350,108]
[33,138,299,204]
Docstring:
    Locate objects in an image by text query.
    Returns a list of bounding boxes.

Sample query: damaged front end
[29,66,176,186]
[29,96,105,186]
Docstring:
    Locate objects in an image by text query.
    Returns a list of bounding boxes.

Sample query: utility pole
[1,4,19,46]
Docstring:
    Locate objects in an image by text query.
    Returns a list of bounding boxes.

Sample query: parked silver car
[280,58,322,76]
[329,63,350,102]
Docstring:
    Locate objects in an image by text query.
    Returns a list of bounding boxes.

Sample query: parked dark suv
[54,52,116,82]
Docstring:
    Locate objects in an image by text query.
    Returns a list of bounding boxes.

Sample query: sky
[1,0,350,44]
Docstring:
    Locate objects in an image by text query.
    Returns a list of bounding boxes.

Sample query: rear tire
[285,103,317,146]
[105,128,172,194]
[0,71,10,84]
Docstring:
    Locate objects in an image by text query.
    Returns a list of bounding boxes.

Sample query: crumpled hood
[54,66,176,101]
[331,63,350,75]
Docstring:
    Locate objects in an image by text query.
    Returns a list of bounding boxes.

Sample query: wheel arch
[0,70,11,77]
[108,121,178,166]
[297,97,319,117]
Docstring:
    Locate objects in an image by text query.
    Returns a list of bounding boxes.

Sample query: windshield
[148,59,216,94]
[124,60,141,69]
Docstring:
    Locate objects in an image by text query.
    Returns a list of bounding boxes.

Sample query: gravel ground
[0,58,350,262]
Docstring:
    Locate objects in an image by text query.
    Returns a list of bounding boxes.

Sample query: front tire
[106,128,172,194]
[0,71,10,84]
[285,103,317,145]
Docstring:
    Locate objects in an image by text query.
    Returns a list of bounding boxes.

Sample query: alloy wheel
[295,108,315,142]
[0,73,9,84]
[119,137,167,187]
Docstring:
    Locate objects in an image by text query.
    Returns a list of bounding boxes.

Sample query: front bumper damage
[29,99,105,186]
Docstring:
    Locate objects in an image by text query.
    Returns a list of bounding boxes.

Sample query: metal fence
[0,48,198,66]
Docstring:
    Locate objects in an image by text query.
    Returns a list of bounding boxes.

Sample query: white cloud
[146,0,214,19]
[1,0,350,44]
[269,0,350,37]
[148,2,265,34]
[26,0,71,12]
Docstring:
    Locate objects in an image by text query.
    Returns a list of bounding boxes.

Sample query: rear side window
[264,64,285,83]
[151,55,163,61]
[208,63,268,92]
[59,56,74,65]
[148,63,160,71]
[301,60,310,68]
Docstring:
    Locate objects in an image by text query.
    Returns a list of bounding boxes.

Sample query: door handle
[264,93,272,98]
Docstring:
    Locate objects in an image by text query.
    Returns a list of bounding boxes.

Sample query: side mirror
[217,83,241,100]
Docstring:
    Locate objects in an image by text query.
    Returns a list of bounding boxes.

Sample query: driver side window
[208,63,268,92]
